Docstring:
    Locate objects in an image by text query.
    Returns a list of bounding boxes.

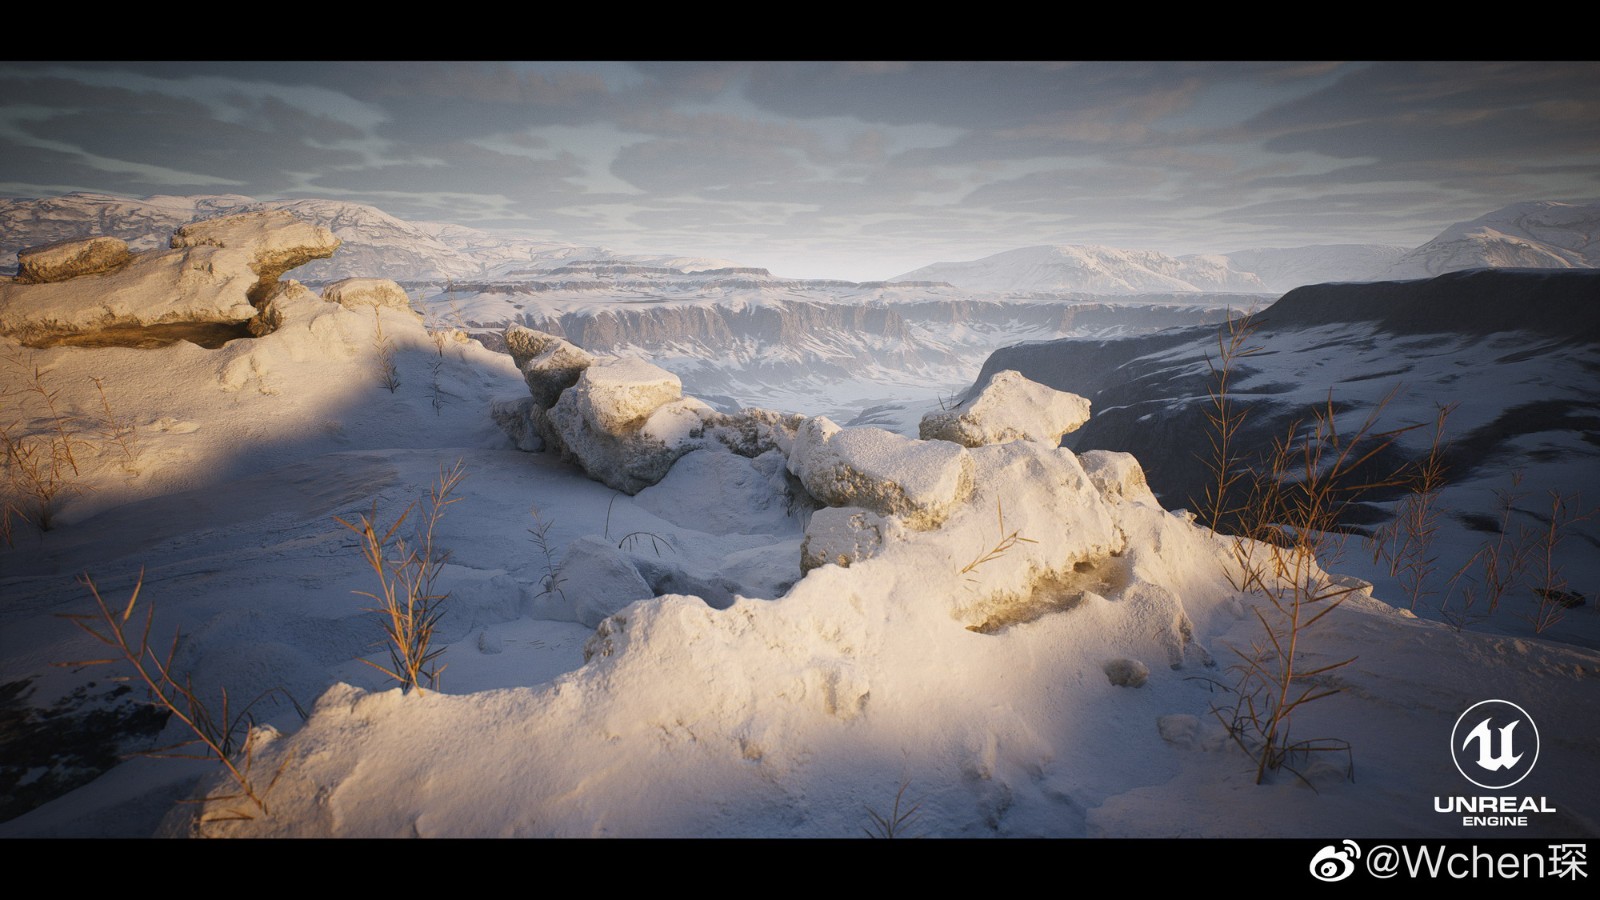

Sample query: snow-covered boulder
[489,396,543,451]
[800,505,902,573]
[1078,449,1159,507]
[0,211,339,345]
[503,326,596,410]
[546,358,717,494]
[571,357,684,433]
[787,416,974,528]
[634,448,797,536]
[16,236,133,283]
[554,536,657,628]
[919,369,1091,448]
[320,278,417,316]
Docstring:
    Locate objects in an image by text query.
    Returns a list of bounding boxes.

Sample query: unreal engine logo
[1450,699,1539,790]
[1435,699,1555,827]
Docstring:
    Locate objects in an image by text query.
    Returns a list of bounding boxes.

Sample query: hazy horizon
[3,61,1597,280]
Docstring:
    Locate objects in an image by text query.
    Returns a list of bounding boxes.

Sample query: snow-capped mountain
[893,244,1272,294]
[1369,199,1600,281]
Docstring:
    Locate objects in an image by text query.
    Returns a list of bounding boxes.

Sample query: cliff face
[967,270,1600,529]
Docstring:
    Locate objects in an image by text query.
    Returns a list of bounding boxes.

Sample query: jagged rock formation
[920,369,1091,448]
[0,211,338,347]
[500,325,805,494]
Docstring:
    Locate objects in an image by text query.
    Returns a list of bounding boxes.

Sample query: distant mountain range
[893,199,1600,294]
[2,192,1596,294]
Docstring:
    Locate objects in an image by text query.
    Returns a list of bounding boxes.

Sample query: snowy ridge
[894,244,1272,294]
[1371,199,1600,281]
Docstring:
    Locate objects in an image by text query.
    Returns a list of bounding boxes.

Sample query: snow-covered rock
[0,211,338,345]
[546,359,715,494]
[320,278,417,316]
[489,396,542,451]
[504,326,596,410]
[554,536,657,628]
[919,369,1091,448]
[569,358,685,434]
[633,448,797,537]
[787,416,974,528]
[1078,449,1159,507]
[16,236,133,283]
[171,211,340,301]
[800,505,902,573]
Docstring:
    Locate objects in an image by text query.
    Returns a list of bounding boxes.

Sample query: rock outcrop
[16,236,133,283]
[0,211,339,347]
[920,369,1091,448]
[787,416,974,528]
[320,278,417,316]
[498,325,803,495]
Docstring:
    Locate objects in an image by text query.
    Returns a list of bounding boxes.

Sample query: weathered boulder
[321,278,416,316]
[787,416,974,528]
[504,326,596,410]
[571,357,685,433]
[490,396,543,451]
[16,236,133,283]
[919,369,1091,448]
[800,505,902,573]
[540,357,719,494]
[1078,449,1159,507]
[0,211,339,346]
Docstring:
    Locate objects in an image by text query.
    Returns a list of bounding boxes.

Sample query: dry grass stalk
[1,348,92,535]
[1223,393,1416,784]
[959,501,1037,577]
[1522,490,1592,633]
[1368,402,1455,610]
[60,570,294,824]
[529,503,566,605]
[336,459,467,694]
[373,308,401,393]
[90,375,139,473]
[1197,308,1262,535]
[863,779,922,839]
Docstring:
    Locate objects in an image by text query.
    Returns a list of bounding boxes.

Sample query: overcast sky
[2,61,1596,280]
